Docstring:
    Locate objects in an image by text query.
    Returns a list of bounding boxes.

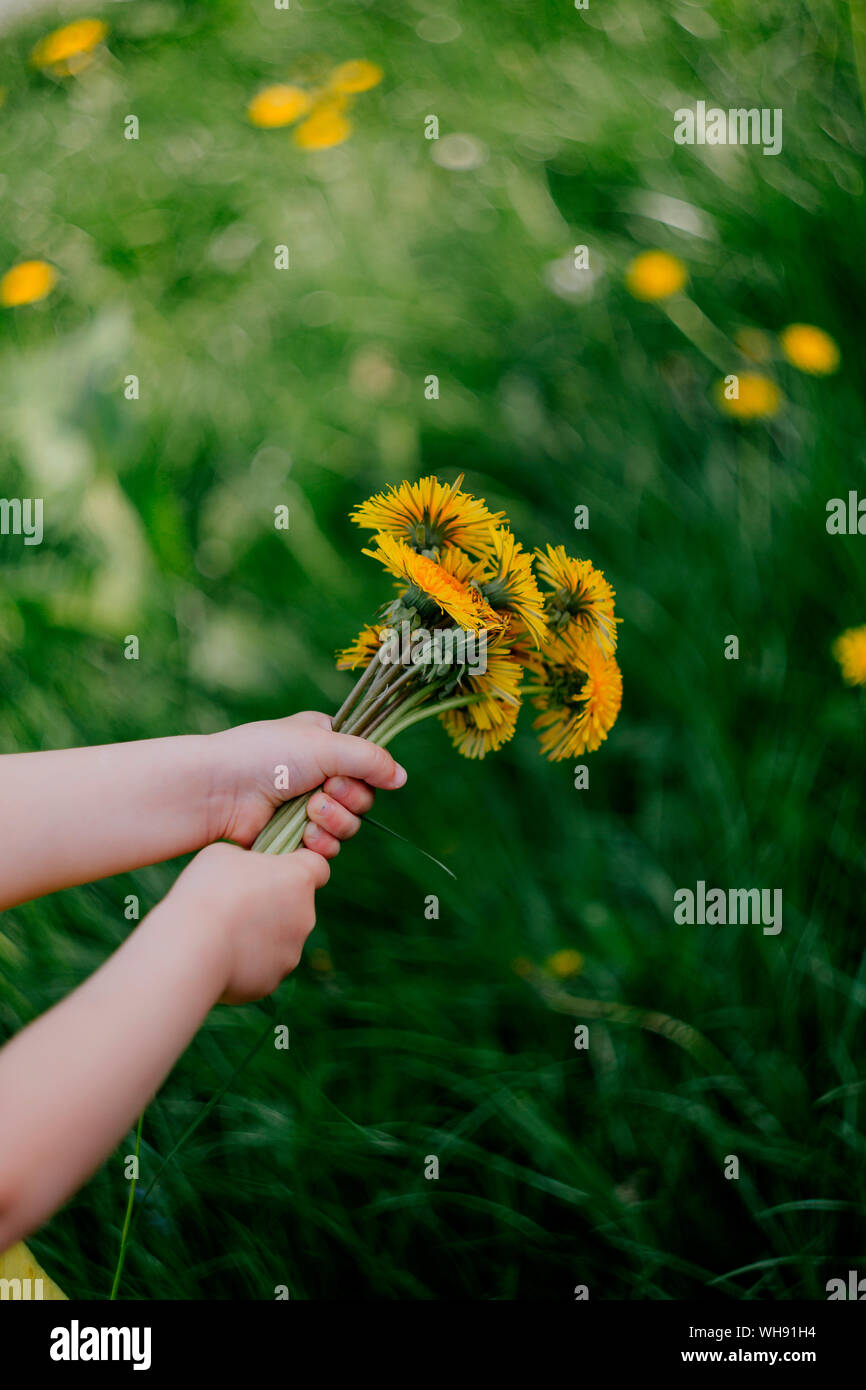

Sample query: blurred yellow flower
[715,372,781,420]
[832,626,866,686]
[328,59,383,94]
[0,259,57,307]
[309,947,333,973]
[293,100,352,151]
[546,949,585,978]
[247,58,380,150]
[625,250,687,302]
[780,323,840,376]
[31,18,107,73]
[247,85,312,129]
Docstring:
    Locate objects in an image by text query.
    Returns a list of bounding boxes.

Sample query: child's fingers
[291,846,332,887]
[290,710,333,731]
[302,822,341,858]
[307,792,362,842]
[315,732,407,790]
[322,776,375,816]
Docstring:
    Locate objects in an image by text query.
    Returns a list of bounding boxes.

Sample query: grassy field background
[1,0,865,1299]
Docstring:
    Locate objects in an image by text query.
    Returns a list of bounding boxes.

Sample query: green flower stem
[341,655,413,728]
[343,654,394,716]
[260,806,307,857]
[331,655,380,731]
[109,1111,142,1300]
[252,792,307,852]
[261,793,313,855]
[263,815,307,855]
[364,682,432,736]
[364,683,438,742]
[332,650,401,738]
[253,805,295,851]
[342,664,420,737]
[371,692,480,747]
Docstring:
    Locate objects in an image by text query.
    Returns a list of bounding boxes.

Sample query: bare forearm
[0,736,216,908]
[0,899,225,1250]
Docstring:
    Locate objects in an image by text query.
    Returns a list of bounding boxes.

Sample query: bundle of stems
[252,648,476,855]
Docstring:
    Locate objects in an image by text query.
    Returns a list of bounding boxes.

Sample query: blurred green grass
[1,0,865,1298]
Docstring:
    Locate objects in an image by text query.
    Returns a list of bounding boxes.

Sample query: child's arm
[0,712,406,909]
[0,841,329,1251]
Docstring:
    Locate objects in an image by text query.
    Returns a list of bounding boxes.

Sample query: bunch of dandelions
[254,476,623,855]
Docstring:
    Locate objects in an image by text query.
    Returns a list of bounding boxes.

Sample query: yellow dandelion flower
[535,545,618,655]
[625,250,687,302]
[441,700,519,759]
[247,84,312,129]
[474,530,548,649]
[31,18,107,73]
[364,533,500,630]
[534,627,622,762]
[715,372,781,420]
[328,59,383,94]
[351,474,506,557]
[832,625,866,686]
[546,948,584,978]
[437,541,547,648]
[293,100,352,150]
[439,640,522,759]
[457,643,523,720]
[336,623,387,671]
[436,544,486,588]
[440,692,520,760]
[509,640,546,677]
[0,259,57,307]
[780,323,840,376]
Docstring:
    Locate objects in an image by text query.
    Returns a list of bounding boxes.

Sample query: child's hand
[0,839,333,1247]
[206,712,408,853]
[0,710,405,910]
[166,841,331,1004]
